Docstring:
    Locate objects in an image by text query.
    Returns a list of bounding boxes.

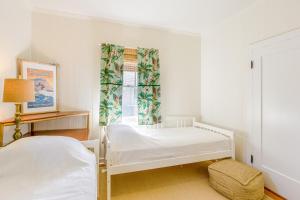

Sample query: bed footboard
[104,133,112,200]
[162,116,235,159]
[81,139,100,163]
[193,121,235,160]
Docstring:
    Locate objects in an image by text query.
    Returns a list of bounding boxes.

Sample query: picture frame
[17,59,59,114]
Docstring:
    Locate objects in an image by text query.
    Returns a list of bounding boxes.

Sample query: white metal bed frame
[104,117,235,200]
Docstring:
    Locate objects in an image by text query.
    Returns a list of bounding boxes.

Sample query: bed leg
[107,172,111,200]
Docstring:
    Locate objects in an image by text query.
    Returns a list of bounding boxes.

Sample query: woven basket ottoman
[208,159,264,200]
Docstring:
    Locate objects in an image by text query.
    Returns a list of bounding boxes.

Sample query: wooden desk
[0,111,89,146]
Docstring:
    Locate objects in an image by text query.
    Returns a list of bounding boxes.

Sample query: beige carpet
[99,162,273,200]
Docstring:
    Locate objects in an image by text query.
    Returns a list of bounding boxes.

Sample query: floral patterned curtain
[137,47,161,125]
[99,43,124,126]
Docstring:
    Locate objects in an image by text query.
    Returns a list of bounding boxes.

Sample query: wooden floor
[98,163,284,200]
[265,188,286,200]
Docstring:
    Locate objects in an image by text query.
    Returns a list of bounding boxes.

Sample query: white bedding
[108,124,231,166]
[0,136,97,200]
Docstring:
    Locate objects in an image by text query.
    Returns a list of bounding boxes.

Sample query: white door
[251,30,300,199]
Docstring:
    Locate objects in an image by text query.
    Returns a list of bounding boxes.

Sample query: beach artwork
[27,68,54,108]
[18,60,58,114]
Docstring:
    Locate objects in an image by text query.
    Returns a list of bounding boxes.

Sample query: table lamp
[3,79,35,140]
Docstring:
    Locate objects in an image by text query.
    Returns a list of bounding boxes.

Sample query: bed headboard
[139,116,196,128]
[164,116,196,128]
[134,116,196,129]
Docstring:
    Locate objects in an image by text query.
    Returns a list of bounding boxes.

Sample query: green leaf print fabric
[137,47,161,125]
[100,43,124,126]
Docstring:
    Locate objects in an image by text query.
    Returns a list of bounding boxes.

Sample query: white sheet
[0,136,97,200]
[108,125,231,166]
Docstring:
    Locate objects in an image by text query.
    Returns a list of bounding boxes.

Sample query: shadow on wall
[29,47,99,140]
[30,47,57,64]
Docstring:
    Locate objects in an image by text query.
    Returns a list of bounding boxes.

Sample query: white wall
[31,11,201,147]
[201,0,300,161]
[0,0,32,144]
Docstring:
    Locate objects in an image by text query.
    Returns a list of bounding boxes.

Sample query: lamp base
[13,104,22,140]
[13,128,22,140]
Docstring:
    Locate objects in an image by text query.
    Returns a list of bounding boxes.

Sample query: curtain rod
[97,44,137,49]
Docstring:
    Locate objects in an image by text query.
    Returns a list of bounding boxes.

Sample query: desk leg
[30,123,34,136]
[0,124,4,147]
[86,114,90,135]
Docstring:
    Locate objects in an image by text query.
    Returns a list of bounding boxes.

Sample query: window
[122,70,138,123]
[122,49,138,124]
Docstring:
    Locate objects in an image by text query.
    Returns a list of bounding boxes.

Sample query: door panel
[252,30,300,199]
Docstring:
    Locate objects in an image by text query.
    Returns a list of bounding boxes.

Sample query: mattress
[0,136,97,200]
[107,124,232,166]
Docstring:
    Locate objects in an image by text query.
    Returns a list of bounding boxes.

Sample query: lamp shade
[3,79,35,103]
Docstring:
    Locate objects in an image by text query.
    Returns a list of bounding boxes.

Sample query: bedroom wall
[31,10,201,149]
[201,0,300,161]
[0,0,32,144]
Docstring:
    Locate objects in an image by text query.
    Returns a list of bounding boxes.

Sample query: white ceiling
[30,0,256,34]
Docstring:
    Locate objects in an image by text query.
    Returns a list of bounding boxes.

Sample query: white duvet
[0,136,97,200]
[108,125,231,165]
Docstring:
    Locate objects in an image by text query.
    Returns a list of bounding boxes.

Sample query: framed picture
[18,59,59,114]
